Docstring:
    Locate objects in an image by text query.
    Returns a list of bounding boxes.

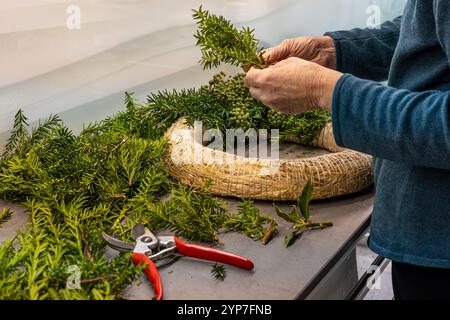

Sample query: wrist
[317,68,343,112]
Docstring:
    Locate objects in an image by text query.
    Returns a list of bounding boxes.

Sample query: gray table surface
[0,190,374,300]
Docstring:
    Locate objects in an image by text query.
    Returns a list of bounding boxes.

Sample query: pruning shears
[102,224,254,300]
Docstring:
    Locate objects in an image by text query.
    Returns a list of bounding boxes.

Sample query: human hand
[263,36,336,69]
[244,57,342,115]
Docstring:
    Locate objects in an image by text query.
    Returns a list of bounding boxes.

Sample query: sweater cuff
[323,32,344,72]
[331,73,353,148]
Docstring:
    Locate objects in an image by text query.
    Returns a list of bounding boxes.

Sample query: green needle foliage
[274,181,333,247]
[224,199,276,243]
[0,208,12,226]
[0,98,227,299]
[145,88,232,134]
[0,102,169,299]
[268,108,332,144]
[127,182,229,243]
[2,110,30,159]
[211,263,226,281]
[193,6,265,70]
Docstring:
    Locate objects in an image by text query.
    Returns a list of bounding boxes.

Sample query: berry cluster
[199,72,331,144]
[200,72,266,131]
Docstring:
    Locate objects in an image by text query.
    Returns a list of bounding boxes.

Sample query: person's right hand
[263,36,337,70]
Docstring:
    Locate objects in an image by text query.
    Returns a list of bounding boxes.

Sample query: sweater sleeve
[434,1,450,61]
[332,74,450,171]
[325,16,402,81]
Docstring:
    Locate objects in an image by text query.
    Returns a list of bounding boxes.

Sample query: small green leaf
[274,205,297,223]
[284,230,302,248]
[297,180,313,220]
[289,205,299,221]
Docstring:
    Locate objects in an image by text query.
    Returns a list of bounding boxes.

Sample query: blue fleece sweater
[325,0,450,268]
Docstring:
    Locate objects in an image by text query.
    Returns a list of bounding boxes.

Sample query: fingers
[248,86,264,101]
[248,88,275,107]
[263,45,285,65]
[270,58,291,68]
[245,72,282,107]
[262,48,273,65]
[244,67,264,88]
[241,47,279,71]
[243,68,268,102]
[263,38,298,65]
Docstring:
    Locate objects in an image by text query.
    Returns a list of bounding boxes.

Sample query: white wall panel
[0,0,406,140]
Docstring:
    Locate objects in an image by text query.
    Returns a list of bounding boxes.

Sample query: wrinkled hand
[263,36,337,69]
[244,57,342,115]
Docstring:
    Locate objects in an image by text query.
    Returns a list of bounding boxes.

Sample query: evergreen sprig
[127,183,229,243]
[211,263,226,281]
[193,6,265,70]
[2,109,29,158]
[224,199,276,243]
[0,208,12,226]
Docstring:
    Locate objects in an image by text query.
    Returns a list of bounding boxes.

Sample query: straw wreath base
[164,119,373,201]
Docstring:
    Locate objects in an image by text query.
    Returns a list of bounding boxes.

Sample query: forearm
[325,17,402,81]
[331,74,450,170]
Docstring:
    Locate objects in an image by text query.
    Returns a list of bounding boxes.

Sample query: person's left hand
[244,57,343,115]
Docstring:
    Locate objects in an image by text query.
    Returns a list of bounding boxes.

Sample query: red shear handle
[173,236,254,270]
[132,253,163,300]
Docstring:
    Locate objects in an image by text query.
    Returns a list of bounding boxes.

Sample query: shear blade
[102,232,135,252]
[155,255,180,269]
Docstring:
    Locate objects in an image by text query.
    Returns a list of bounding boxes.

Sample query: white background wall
[0,0,406,141]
